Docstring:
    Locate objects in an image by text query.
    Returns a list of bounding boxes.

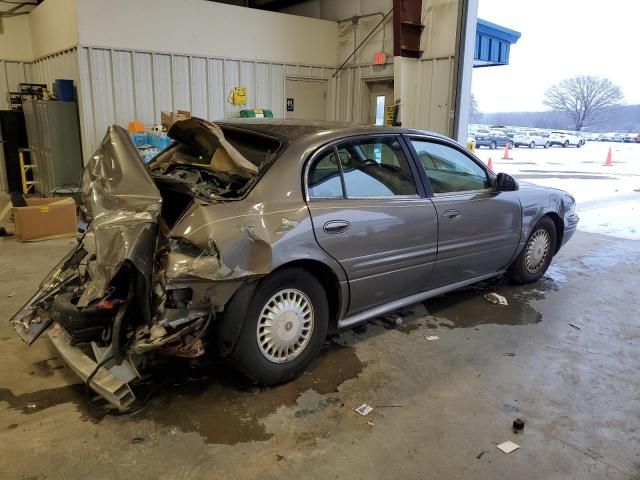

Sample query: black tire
[576,141,582,148]
[50,292,114,330]
[231,268,329,385]
[544,142,550,149]
[529,141,535,149]
[508,217,557,284]
[508,142,514,149]
[563,140,569,148]
[490,141,497,150]
[50,292,115,343]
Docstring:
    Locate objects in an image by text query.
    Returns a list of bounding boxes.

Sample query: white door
[285,79,327,120]
[366,81,394,125]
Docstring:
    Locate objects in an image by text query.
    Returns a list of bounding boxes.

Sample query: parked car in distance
[635,134,640,144]
[10,118,579,410]
[474,129,513,149]
[548,131,582,148]
[513,131,550,149]
[621,134,636,143]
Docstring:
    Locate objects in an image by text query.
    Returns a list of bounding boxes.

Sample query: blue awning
[474,19,521,67]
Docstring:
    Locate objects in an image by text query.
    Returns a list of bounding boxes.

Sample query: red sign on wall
[374,51,386,65]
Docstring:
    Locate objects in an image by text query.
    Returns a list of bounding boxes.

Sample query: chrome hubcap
[257,288,314,363]
[525,229,550,273]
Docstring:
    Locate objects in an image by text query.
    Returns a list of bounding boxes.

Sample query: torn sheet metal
[159,118,258,178]
[79,125,162,306]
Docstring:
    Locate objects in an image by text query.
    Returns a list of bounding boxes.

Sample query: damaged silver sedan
[10,118,578,410]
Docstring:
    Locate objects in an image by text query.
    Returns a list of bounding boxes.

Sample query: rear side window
[308,150,344,198]
[337,138,417,197]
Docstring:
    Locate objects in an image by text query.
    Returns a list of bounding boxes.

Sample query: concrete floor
[1,229,639,479]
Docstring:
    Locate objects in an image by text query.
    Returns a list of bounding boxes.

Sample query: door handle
[442,209,462,222]
[323,220,350,234]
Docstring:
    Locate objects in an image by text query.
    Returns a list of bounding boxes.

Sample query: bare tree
[543,76,624,131]
[470,93,481,122]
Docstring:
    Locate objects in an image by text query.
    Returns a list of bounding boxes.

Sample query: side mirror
[495,172,518,191]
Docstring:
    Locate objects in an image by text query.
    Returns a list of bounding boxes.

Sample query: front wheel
[563,140,569,148]
[544,142,550,149]
[576,141,582,148]
[508,216,557,284]
[231,268,329,385]
[529,141,535,149]
[490,141,497,150]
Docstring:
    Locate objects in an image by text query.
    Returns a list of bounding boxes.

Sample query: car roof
[218,118,451,147]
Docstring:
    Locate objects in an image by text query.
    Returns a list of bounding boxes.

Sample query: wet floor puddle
[1,343,364,445]
[370,275,565,334]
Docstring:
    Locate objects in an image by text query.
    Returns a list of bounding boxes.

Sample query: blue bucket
[54,79,75,101]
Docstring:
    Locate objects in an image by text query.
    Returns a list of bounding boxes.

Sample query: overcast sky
[473,0,640,113]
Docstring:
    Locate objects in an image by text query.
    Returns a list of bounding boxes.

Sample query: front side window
[307,150,344,198]
[411,140,490,194]
[336,137,418,198]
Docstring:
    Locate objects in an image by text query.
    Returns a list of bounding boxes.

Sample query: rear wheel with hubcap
[508,216,557,284]
[231,268,329,385]
[490,141,497,150]
[529,141,535,149]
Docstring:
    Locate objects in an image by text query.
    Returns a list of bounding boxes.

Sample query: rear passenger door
[407,137,521,288]
[306,135,438,315]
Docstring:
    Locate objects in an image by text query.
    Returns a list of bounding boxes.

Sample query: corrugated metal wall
[77,46,338,155]
[0,60,29,110]
[413,56,456,135]
[0,49,79,110]
[329,63,394,122]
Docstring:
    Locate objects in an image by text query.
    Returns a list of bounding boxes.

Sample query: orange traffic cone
[487,157,494,170]
[502,143,511,160]
[604,147,613,166]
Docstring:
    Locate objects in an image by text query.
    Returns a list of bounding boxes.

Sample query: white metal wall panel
[224,60,240,118]
[172,55,190,112]
[190,57,208,119]
[255,62,271,110]
[208,58,225,120]
[76,46,333,154]
[132,52,154,125]
[417,57,454,135]
[240,62,255,110]
[270,63,285,118]
[88,48,116,150]
[77,47,96,160]
[112,50,135,127]
[153,54,173,116]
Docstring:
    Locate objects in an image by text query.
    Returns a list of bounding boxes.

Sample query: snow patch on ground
[474,142,640,240]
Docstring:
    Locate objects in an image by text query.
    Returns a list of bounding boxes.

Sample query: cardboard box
[13,197,77,241]
[160,110,191,128]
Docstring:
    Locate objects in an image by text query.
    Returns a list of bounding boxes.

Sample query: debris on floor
[496,440,520,454]
[352,324,368,334]
[25,403,37,410]
[7,292,15,297]
[504,352,516,357]
[354,403,374,416]
[476,450,487,459]
[425,335,439,341]
[568,323,582,331]
[367,421,375,426]
[485,292,509,306]
[131,437,145,444]
[513,418,525,432]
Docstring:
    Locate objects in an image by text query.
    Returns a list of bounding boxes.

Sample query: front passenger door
[408,138,521,288]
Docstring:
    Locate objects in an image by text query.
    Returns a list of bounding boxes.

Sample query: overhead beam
[255,0,309,11]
